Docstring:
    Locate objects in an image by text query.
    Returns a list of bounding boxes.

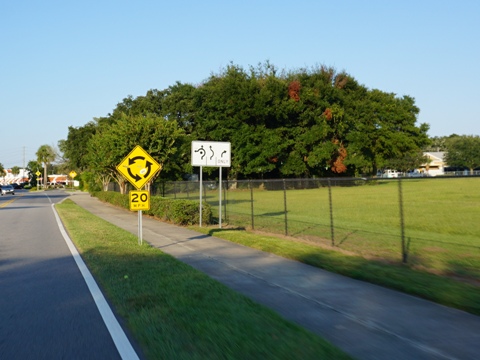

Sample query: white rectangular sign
[191,141,231,167]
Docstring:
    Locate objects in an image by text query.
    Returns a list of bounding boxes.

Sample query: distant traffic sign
[191,141,231,167]
[35,171,41,176]
[69,171,77,178]
[129,190,150,211]
[116,146,161,189]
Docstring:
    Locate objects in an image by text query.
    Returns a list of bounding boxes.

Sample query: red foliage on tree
[288,80,301,102]
[334,74,348,89]
[332,145,347,173]
[323,108,332,121]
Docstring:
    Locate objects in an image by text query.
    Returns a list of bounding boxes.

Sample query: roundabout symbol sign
[116,145,161,190]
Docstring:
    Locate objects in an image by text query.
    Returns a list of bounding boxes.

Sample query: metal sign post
[199,166,203,227]
[138,210,143,245]
[219,167,222,228]
[118,146,160,245]
[129,189,150,245]
[35,171,41,191]
[191,141,231,228]
[69,170,77,190]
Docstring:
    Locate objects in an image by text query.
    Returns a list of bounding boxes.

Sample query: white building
[419,152,446,176]
[0,168,30,185]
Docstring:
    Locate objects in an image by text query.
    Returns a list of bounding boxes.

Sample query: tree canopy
[445,135,480,174]
[85,113,185,192]
[60,62,432,187]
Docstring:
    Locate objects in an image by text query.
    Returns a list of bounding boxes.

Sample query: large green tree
[60,120,100,171]
[445,135,480,174]
[86,113,185,192]
[60,61,430,182]
[345,90,429,174]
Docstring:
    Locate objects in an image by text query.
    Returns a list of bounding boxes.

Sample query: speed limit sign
[129,190,150,211]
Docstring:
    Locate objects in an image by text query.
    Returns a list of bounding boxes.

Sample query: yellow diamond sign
[116,146,161,190]
[69,171,77,178]
[35,171,41,176]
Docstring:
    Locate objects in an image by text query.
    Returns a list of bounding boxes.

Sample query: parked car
[1,185,15,195]
[377,169,399,178]
[406,170,428,177]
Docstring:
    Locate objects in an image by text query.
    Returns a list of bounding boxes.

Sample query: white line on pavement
[51,203,139,360]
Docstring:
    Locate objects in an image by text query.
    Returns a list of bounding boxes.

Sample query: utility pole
[23,146,25,182]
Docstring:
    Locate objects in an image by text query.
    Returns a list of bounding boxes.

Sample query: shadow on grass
[337,230,358,246]
[259,211,286,217]
[446,259,480,281]
[208,227,246,237]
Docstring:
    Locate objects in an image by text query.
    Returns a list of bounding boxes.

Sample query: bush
[91,191,212,225]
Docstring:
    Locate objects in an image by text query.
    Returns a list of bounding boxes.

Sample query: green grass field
[56,200,351,360]
[172,178,480,280]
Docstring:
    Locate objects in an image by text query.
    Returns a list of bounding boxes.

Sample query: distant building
[0,168,30,185]
[420,152,446,176]
[47,174,68,185]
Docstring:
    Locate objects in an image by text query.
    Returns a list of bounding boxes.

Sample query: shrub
[91,191,212,225]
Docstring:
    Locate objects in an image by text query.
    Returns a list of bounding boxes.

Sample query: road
[0,190,139,359]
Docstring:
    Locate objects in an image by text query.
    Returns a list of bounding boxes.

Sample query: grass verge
[56,199,351,360]
[193,227,480,316]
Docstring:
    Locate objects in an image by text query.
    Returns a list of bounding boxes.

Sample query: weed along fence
[152,177,480,280]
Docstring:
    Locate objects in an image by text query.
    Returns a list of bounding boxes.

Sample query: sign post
[191,141,231,228]
[69,171,77,190]
[129,190,150,245]
[35,171,41,191]
[117,146,161,244]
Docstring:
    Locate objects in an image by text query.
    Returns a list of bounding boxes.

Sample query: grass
[192,178,480,280]
[56,200,351,360]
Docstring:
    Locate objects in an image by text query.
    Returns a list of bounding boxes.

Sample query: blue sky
[1,0,479,169]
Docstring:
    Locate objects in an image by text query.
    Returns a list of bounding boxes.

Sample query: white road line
[51,203,139,360]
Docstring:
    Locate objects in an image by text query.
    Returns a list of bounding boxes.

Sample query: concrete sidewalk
[68,192,480,360]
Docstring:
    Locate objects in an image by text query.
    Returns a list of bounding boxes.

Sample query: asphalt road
[0,190,138,359]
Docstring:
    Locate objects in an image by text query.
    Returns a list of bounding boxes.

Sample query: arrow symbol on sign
[195,146,206,160]
[126,156,146,182]
[143,161,152,179]
[129,156,145,165]
[127,168,142,182]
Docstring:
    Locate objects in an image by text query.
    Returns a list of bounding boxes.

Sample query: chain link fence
[149,177,480,280]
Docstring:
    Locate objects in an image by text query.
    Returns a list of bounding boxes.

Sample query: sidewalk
[69,192,480,360]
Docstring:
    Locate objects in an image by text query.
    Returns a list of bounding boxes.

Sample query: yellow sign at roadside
[129,190,150,211]
[116,146,161,190]
[69,171,77,178]
[35,171,41,176]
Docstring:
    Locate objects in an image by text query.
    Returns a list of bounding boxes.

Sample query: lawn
[56,200,351,360]
[188,177,480,280]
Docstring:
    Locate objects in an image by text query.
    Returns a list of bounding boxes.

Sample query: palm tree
[36,145,56,189]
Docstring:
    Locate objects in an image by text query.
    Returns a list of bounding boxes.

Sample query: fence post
[223,180,227,223]
[250,180,255,230]
[398,178,408,263]
[328,179,335,246]
[283,179,288,236]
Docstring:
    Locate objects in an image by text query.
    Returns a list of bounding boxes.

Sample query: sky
[1,0,479,169]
